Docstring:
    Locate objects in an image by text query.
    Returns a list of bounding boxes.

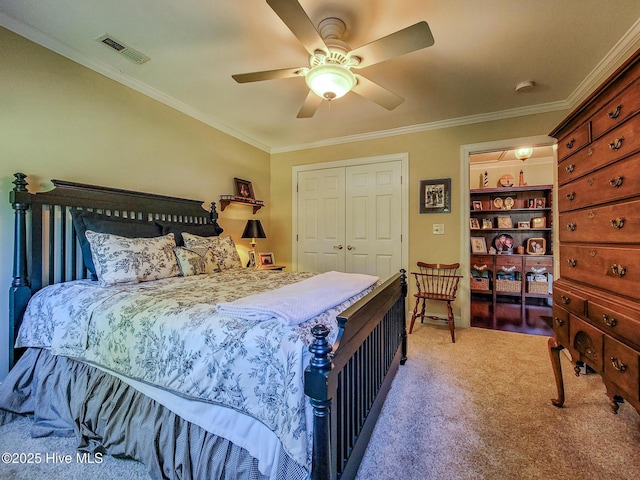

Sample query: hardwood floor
[470,295,552,336]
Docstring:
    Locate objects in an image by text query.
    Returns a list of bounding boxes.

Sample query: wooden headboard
[9,172,222,367]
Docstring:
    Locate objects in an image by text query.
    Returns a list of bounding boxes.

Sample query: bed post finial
[400,269,408,365]
[9,173,31,367]
[305,324,334,480]
[210,201,218,222]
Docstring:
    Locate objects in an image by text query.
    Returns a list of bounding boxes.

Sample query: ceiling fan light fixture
[306,64,356,101]
[515,147,534,161]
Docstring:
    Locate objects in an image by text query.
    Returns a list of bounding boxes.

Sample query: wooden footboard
[305,271,407,480]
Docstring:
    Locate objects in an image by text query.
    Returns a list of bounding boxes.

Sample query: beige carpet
[355,324,640,480]
[1,325,639,479]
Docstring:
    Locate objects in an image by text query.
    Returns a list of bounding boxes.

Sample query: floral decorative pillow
[85,231,180,286]
[174,246,220,276]
[182,233,243,270]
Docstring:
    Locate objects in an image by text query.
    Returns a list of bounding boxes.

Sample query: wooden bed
[6,172,408,480]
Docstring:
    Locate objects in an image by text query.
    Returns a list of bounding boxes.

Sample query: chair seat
[414,292,455,302]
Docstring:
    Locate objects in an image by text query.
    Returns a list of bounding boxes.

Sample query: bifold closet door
[296,161,402,279]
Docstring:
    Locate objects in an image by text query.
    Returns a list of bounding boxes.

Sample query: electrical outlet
[433,224,445,235]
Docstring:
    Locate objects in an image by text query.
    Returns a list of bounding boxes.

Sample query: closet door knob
[347,245,355,250]
[333,244,343,250]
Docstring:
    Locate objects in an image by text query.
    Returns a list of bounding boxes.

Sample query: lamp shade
[241,219,266,239]
[306,64,356,100]
[514,147,533,161]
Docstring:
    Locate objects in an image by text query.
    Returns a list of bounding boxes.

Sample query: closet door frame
[291,152,408,276]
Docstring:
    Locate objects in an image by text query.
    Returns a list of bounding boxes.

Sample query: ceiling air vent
[96,34,150,64]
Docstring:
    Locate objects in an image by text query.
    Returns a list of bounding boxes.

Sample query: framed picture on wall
[419,178,451,214]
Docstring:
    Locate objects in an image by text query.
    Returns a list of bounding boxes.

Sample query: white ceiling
[2,0,640,153]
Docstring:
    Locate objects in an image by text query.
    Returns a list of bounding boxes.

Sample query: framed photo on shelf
[531,217,546,228]
[517,221,530,229]
[482,218,493,229]
[470,237,488,254]
[419,178,451,214]
[258,252,275,266]
[526,238,546,255]
[234,177,255,199]
[534,197,546,208]
[472,200,483,211]
[497,216,513,229]
[470,218,480,229]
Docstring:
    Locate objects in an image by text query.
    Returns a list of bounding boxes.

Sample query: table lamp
[241,219,266,267]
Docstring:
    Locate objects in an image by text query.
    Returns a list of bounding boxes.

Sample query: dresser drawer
[557,120,640,187]
[604,336,639,401]
[552,306,570,346]
[558,152,640,212]
[588,301,640,348]
[558,198,640,244]
[495,256,522,269]
[524,256,553,269]
[553,283,587,316]
[557,123,590,163]
[591,78,640,139]
[560,245,640,300]
[471,255,493,269]
[570,314,604,372]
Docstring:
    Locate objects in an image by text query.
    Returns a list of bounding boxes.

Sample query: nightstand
[258,265,285,271]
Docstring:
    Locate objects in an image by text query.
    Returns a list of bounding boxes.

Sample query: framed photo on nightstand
[258,252,275,266]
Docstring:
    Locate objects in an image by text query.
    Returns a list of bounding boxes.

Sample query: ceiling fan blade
[297,90,323,118]
[352,75,404,110]
[350,21,434,69]
[232,67,302,83]
[267,0,327,55]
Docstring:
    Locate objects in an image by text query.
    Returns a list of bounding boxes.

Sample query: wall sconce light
[514,147,533,162]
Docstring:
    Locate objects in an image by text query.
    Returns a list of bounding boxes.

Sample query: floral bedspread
[16,269,376,470]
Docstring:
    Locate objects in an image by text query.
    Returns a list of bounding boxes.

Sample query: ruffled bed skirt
[0,348,306,480]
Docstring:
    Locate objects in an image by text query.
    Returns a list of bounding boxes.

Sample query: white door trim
[459,135,557,329]
[292,152,409,273]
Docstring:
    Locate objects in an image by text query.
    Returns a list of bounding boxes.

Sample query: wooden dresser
[548,47,640,427]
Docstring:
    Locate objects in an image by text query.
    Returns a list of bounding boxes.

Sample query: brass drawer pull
[565,164,575,173]
[566,192,575,201]
[610,217,625,229]
[560,295,571,305]
[566,223,576,231]
[608,137,624,151]
[610,357,627,372]
[609,176,624,188]
[554,317,564,327]
[611,264,627,277]
[566,138,575,149]
[602,314,617,328]
[567,258,577,267]
[608,105,622,119]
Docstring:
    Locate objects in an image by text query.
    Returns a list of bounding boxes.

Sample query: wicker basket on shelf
[496,279,521,292]
[527,281,549,294]
[470,277,490,291]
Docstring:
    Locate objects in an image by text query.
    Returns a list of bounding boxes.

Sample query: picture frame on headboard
[234,178,255,199]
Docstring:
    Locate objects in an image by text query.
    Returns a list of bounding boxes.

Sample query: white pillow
[174,246,220,276]
[85,231,180,286]
[182,233,243,270]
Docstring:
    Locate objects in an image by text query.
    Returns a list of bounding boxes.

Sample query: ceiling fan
[232,0,435,118]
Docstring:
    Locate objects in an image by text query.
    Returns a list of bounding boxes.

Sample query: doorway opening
[460,136,557,335]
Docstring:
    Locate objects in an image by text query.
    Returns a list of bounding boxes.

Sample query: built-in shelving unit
[469,184,553,335]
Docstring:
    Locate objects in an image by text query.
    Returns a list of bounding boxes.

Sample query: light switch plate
[433,224,445,235]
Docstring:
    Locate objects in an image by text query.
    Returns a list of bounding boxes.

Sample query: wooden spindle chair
[409,262,462,342]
